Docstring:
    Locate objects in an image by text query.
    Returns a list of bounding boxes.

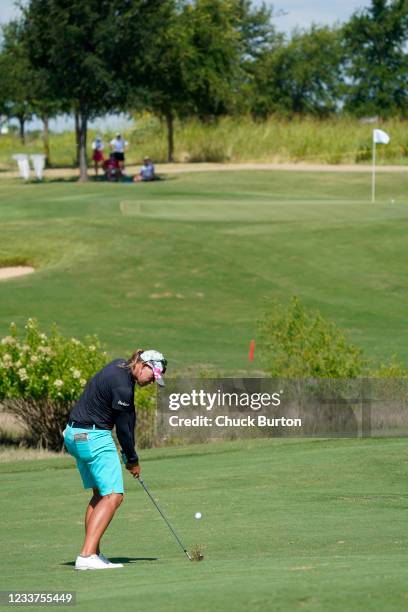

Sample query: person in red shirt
[91,136,105,175]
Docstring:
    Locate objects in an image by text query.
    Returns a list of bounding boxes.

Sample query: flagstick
[371,140,376,203]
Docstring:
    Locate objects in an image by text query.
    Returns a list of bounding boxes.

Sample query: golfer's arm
[113,410,138,465]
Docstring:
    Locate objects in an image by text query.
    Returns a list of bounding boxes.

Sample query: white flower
[42,374,49,381]
[38,346,52,355]
[70,368,81,379]
[39,333,47,341]
[80,379,86,386]
[21,344,30,353]
[71,338,80,346]
[1,336,16,346]
[53,379,63,389]
[30,355,39,363]
[18,368,28,381]
[88,345,96,352]
[15,360,22,368]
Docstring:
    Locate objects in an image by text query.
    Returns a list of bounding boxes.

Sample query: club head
[189,546,204,562]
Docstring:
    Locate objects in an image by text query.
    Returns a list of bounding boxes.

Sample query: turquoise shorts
[63,423,124,496]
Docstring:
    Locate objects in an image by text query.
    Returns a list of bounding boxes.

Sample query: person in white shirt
[92,136,105,175]
[135,156,156,182]
[109,133,128,170]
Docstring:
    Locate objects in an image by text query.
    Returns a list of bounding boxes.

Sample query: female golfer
[63,349,167,570]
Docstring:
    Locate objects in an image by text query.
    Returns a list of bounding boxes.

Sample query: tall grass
[1,115,407,169]
[0,411,26,444]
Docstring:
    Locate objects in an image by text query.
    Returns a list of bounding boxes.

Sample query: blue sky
[1,1,368,32]
[272,1,366,32]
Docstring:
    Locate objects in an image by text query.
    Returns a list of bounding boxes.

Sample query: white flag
[373,129,390,144]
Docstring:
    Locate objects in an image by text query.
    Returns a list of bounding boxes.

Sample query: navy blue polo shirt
[69,359,138,463]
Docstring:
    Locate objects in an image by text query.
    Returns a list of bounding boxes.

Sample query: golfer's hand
[126,463,141,479]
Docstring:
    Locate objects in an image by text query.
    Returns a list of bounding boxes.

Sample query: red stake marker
[248,339,255,362]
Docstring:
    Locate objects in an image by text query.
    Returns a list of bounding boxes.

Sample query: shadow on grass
[8,173,174,184]
[62,557,158,567]
[42,176,172,184]
[43,177,79,183]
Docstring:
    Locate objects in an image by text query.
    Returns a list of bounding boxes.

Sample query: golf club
[138,477,194,561]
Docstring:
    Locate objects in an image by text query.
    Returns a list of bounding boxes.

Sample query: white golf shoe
[75,554,123,570]
[98,553,123,568]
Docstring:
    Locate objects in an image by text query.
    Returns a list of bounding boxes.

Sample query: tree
[0,21,35,143]
[139,0,276,161]
[0,19,66,162]
[233,0,282,113]
[137,0,239,161]
[342,0,408,118]
[31,76,66,167]
[249,25,343,118]
[23,0,169,180]
[236,0,277,62]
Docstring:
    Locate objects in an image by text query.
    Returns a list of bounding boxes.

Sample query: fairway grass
[1,437,408,611]
[1,169,408,369]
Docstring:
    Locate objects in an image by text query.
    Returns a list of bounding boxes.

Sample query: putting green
[120,198,369,222]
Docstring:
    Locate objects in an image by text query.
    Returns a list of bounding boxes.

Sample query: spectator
[135,156,156,182]
[92,136,105,175]
[103,153,122,182]
[110,133,128,171]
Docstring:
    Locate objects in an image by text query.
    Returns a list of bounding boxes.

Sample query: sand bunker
[0,266,35,281]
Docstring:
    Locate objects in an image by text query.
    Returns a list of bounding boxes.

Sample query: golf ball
[195,512,202,520]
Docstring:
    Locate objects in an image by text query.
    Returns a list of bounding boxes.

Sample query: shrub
[0,319,107,450]
[257,296,367,378]
[355,139,372,162]
[135,384,157,449]
[370,356,408,378]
